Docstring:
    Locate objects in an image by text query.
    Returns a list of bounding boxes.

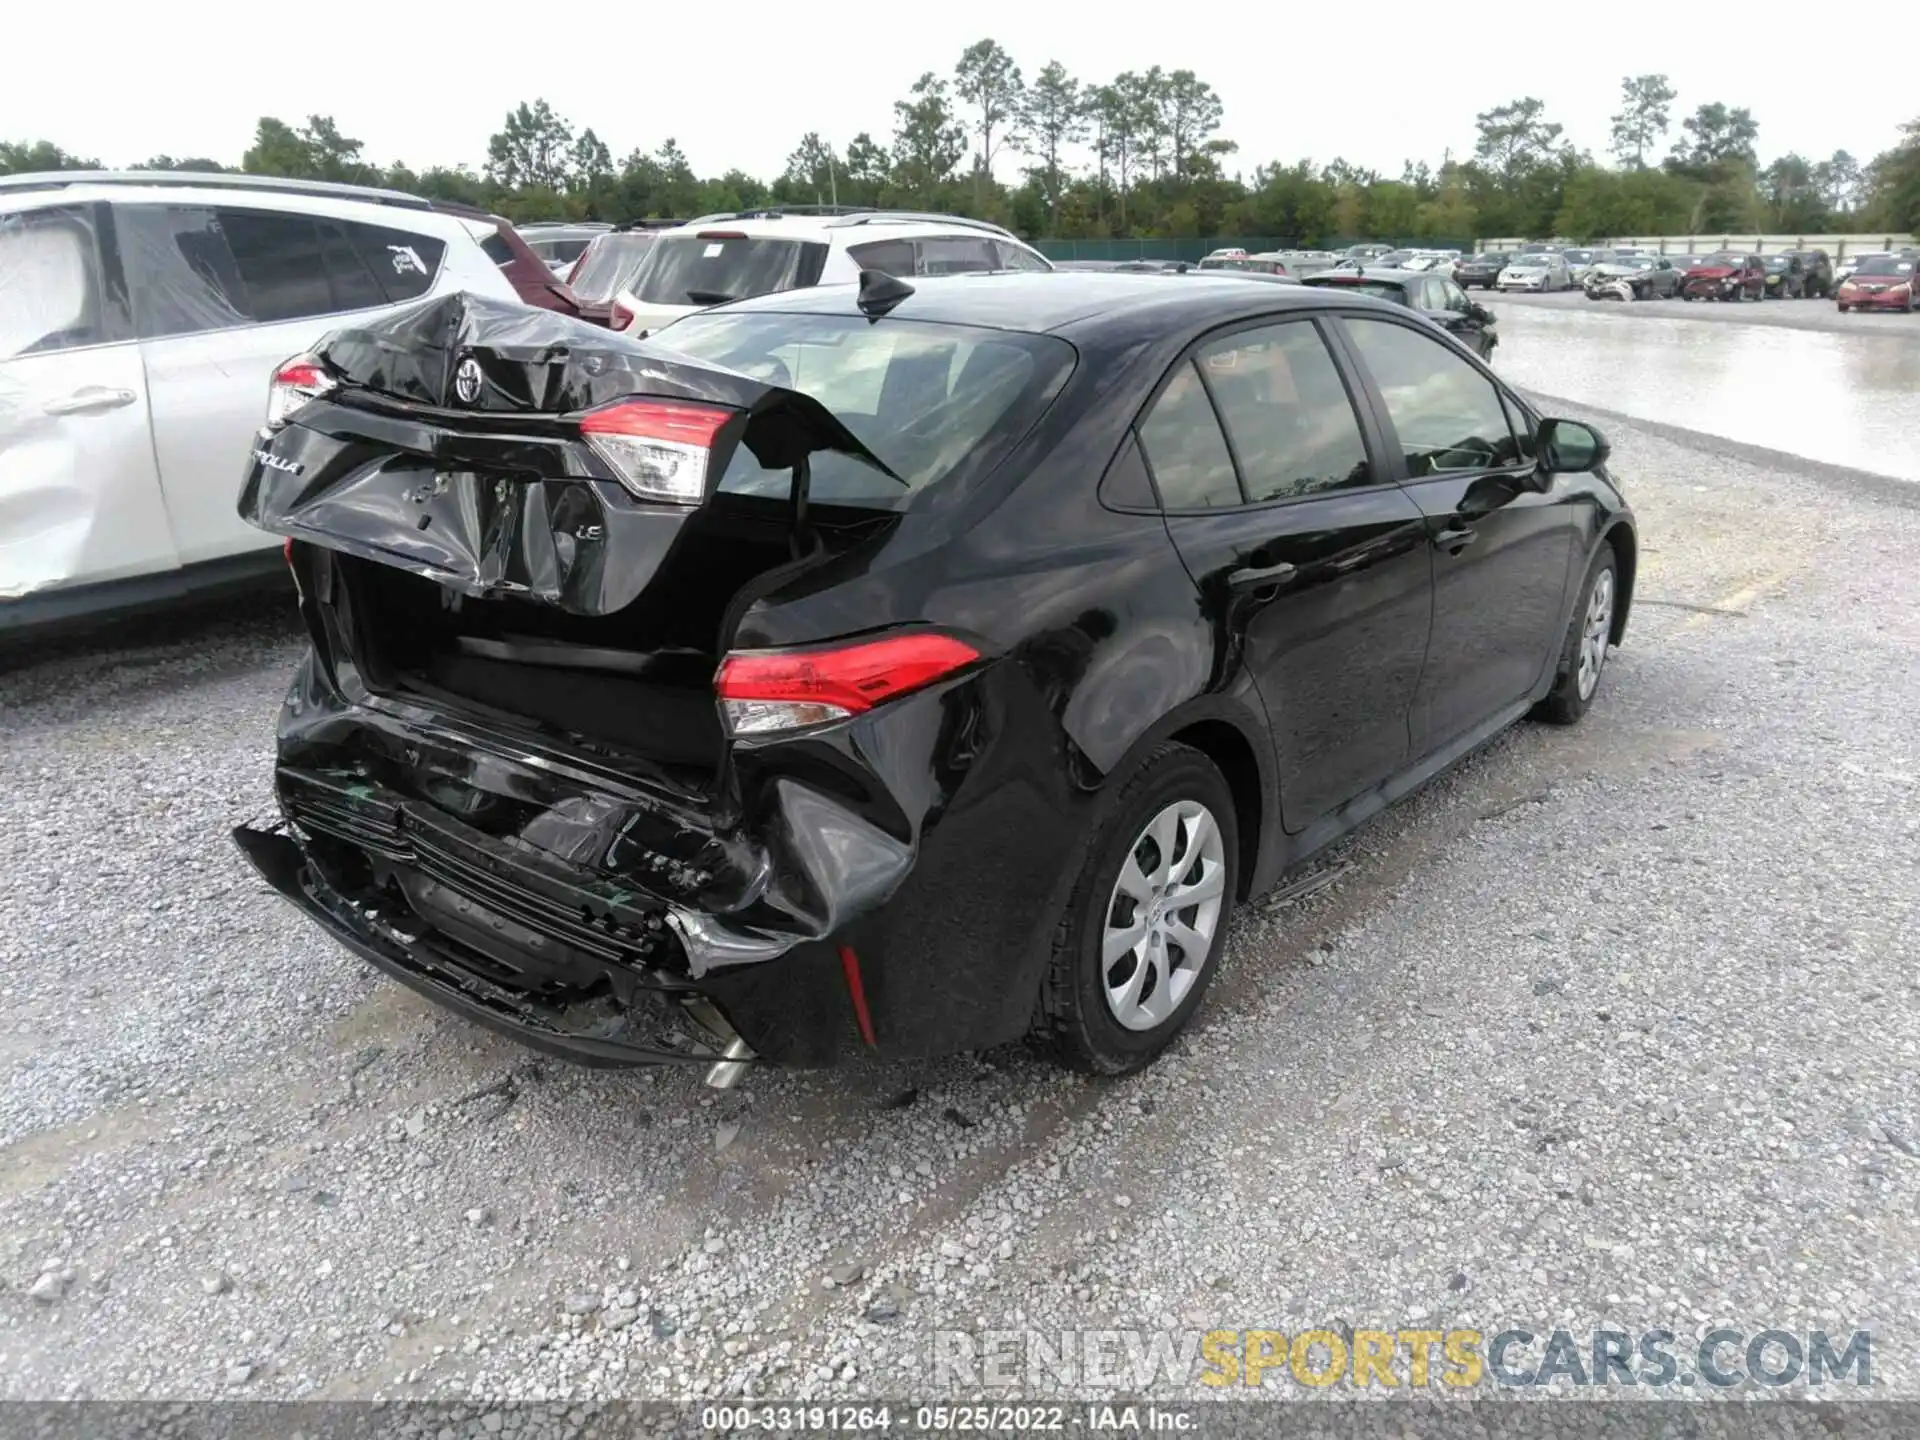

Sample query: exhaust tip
[704,1037,756,1090]
[682,996,757,1089]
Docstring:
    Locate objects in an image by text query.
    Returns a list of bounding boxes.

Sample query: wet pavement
[1489,291,1920,482]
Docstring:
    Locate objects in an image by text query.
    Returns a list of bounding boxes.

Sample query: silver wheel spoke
[1167,864,1225,908]
[1113,943,1153,1014]
[1147,807,1183,886]
[1140,947,1173,1023]
[1115,853,1156,904]
[1103,919,1149,965]
[1178,807,1215,880]
[1162,919,1209,963]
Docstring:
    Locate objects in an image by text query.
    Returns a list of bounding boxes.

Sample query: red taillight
[715,633,981,734]
[283,537,303,602]
[578,398,735,505]
[265,353,336,431]
[610,300,634,331]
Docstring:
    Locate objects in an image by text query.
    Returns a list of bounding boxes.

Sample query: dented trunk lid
[238,292,894,618]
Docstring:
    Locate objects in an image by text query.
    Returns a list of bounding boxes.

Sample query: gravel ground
[3,411,1918,1406]
[1487,285,1920,337]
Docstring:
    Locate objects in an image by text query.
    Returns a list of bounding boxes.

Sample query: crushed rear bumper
[234,823,729,1068]
[234,637,1083,1069]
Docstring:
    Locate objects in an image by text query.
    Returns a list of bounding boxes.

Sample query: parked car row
[1438,239,1918,310]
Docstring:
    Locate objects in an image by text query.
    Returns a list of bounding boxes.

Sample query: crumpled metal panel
[235,291,897,617]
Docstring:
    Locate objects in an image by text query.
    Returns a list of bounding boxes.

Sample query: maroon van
[432,204,583,318]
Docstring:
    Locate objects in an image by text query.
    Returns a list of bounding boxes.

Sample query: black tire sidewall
[1060,748,1238,1071]
[1545,548,1619,722]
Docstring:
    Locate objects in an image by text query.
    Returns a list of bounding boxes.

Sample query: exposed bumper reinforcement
[234,824,734,1070]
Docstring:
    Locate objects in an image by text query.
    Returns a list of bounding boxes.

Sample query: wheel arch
[1166,716,1264,902]
[1601,519,1637,645]
[1090,695,1275,904]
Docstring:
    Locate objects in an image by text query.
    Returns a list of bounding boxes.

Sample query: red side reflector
[696,230,747,240]
[716,633,980,717]
[838,945,878,1048]
[579,399,733,446]
[283,537,295,565]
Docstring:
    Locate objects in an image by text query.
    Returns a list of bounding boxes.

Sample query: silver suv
[610,207,1053,337]
[0,172,517,629]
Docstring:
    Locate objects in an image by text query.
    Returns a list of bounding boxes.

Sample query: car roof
[668,208,1017,245]
[710,271,1385,336]
[1303,269,1420,286]
[0,168,432,211]
[0,172,471,240]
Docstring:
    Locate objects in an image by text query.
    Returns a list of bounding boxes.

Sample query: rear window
[630,235,827,306]
[1307,278,1409,303]
[656,311,1075,510]
[526,237,594,266]
[567,233,659,303]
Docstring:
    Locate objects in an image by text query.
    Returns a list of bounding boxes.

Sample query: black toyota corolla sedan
[233,273,1635,1085]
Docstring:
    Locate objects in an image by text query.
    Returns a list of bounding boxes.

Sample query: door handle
[1227,560,1298,591]
[44,387,137,417]
[1432,526,1477,551]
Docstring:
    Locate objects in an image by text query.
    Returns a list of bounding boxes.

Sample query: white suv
[609,208,1053,336]
[0,171,517,630]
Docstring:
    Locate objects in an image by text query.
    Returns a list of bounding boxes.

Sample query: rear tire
[1033,744,1238,1075]
[1533,549,1619,727]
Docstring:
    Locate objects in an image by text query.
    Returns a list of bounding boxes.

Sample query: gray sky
[8,10,1910,182]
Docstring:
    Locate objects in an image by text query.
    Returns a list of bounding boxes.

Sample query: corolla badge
[251,448,303,476]
[453,357,483,406]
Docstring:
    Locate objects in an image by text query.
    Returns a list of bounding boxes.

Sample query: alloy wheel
[1102,800,1227,1032]
[1577,568,1615,701]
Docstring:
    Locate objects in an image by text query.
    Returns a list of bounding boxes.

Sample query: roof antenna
[856,268,914,320]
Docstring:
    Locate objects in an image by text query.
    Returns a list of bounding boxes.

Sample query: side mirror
[1467,301,1493,325]
[1537,417,1610,475]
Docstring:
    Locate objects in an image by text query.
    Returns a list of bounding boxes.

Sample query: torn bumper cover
[228,293,1060,1068]
[232,650,924,1068]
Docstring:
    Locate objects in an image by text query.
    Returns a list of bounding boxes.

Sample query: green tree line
[6,51,1918,243]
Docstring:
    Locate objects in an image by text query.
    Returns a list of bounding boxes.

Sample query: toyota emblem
[453,357,483,406]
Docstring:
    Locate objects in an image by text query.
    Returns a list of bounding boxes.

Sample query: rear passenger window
[118,207,442,338]
[1136,361,1240,510]
[845,239,917,276]
[217,210,333,323]
[319,223,386,312]
[996,241,1051,272]
[0,205,109,359]
[343,221,444,302]
[915,237,998,275]
[1198,322,1373,503]
[1344,316,1524,476]
[116,206,250,338]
